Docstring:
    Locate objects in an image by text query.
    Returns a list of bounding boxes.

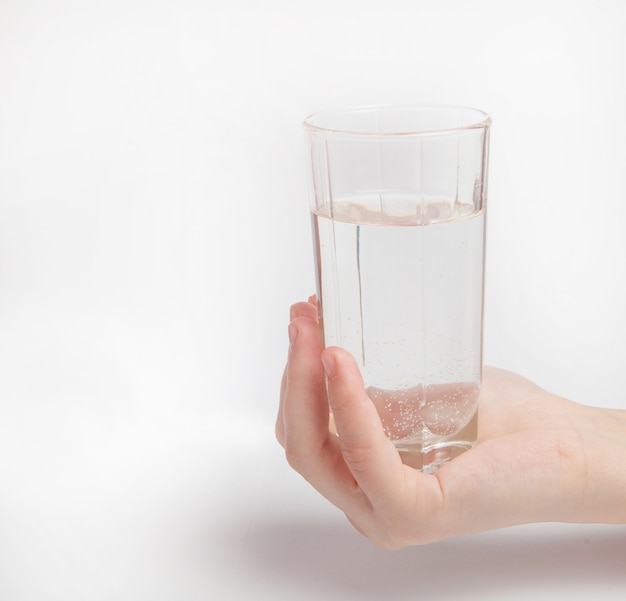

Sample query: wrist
[578,405,626,524]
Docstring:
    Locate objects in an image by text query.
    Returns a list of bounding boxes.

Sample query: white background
[0,0,625,599]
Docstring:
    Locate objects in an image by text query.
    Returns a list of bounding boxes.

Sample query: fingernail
[321,352,336,379]
[288,323,298,348]
[289,304,296,322]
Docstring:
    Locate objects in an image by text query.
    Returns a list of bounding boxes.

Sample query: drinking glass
[303,105,491,473]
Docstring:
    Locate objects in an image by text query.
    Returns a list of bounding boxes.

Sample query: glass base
[395,413,477,474]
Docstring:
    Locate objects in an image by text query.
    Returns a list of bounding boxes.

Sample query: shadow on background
[222,517,626,599]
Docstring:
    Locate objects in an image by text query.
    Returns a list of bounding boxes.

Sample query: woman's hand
[276,298,626,549]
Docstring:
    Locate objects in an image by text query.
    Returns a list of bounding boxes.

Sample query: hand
[276,298,626,549]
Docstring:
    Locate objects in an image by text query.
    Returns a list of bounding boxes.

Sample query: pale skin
[276,297,626,550]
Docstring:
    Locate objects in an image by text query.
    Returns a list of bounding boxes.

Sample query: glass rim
[303,104,491,137]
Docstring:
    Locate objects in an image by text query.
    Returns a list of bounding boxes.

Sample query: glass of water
[303,105,491,473]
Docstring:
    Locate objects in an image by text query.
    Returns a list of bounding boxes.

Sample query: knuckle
[284,444,305,473]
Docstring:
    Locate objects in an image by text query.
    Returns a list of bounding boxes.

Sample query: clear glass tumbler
[303,105,491,473]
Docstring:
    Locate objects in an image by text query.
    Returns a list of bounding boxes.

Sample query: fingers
[321,347,407,509]
[277,301,376,511]
[276,299,320,446]
[289,299,318,322]
[322,347,449,548]
[281,315,328,463]
[277,298,444,548]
